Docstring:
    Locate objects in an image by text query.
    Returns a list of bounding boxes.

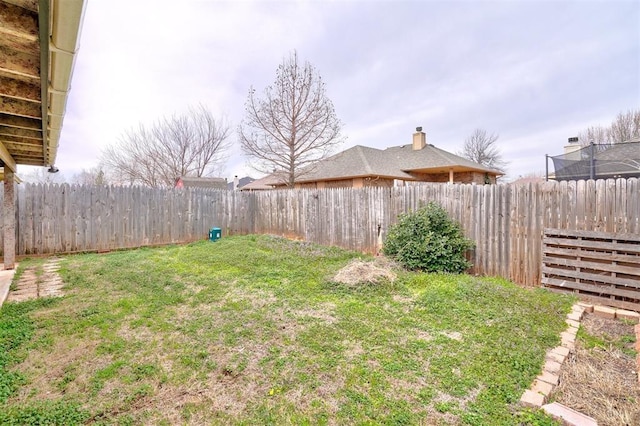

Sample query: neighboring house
[241,172,288,191]
[244,128,502,190]
[227,176,256,190]
[175,176,228,190]
[550,138,640,181]
[510,175,545,185]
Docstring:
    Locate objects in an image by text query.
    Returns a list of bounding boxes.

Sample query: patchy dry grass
[1,235,573,425]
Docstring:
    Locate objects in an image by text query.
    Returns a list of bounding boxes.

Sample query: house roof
[240,172,286,190]
[594,141,640,177]
[551,141,640,180]
[294,143,503,183]
[511,175,545,185]
[0,0,86,173]
[595,141,639,161]
[177,176,227,189]
[227,176,255,190]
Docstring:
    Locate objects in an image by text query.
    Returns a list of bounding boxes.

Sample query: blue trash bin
[209,227,221,241]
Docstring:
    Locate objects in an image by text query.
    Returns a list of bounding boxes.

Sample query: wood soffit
[0,0,85,173]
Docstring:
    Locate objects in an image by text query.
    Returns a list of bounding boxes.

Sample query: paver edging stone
[520,302,640,424]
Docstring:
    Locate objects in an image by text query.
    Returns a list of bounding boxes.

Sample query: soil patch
[553,313,640,426]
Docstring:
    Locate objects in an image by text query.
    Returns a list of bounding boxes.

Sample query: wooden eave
[0,0,85,173]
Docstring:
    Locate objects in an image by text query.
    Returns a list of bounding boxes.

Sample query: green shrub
[382,202,474,273]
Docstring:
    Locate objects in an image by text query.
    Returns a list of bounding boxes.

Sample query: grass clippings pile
[0,235,574,425]
[332,257,397,286]
[553,313,640,426]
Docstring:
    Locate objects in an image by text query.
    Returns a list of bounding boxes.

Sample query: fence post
[590,142,595,180]
[545,154,549,181]
[3,170,15,269]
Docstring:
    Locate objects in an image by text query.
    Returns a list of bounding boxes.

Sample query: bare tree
[458,129,508,172]
[577,109,640,146]
[577,125,610,145]
[101,105,231,187]
[21,167,66,184]
[608,109,640,143]
[239,51,344,187]
[70,167,108,186]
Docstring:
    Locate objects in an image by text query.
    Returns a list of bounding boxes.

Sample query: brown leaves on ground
[554,313,640,426]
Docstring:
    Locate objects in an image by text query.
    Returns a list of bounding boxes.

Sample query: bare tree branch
[101,105,231,187]
[20,167,66,185]
[70,167,108,186]
[577,109,640,146]
[458,129,508,173]
[239,51,344,187]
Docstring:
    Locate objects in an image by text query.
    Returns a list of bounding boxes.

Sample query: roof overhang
[404,165,505,176]
[291,173,416,185]
[0,0,86,173]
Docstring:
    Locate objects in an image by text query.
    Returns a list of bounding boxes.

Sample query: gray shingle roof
[240,172,288,190]
[295,143,502,183]
[177,176,228,189]
[550,141,640,180]
[227,176,256,190]
[594,141,640,176]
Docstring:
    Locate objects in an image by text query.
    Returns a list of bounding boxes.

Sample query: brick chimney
[412,127,426,150]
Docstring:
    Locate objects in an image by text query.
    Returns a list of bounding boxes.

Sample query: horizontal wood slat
[541,266,640,289]
[544,228,640,242]
[542,228,640,311]
[543,236,640,254]
[542,256,640,277]
[542,246,640,267]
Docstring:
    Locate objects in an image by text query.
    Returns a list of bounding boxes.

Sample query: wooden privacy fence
[0,178,638,288]
[542,228,640,311]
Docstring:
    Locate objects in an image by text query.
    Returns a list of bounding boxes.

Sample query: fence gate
[541,228,640,311]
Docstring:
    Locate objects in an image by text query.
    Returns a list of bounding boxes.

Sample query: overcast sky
[49,0,639,182]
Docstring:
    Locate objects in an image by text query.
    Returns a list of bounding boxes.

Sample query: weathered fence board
[541,228,640,310]
[1,178,638,289]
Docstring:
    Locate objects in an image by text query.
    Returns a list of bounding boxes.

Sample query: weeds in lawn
[1,235,574,424]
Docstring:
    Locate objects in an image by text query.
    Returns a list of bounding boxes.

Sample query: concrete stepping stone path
[6,258,64,303]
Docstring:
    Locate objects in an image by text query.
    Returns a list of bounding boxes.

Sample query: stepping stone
[537,371,559,386]
[577,302,594,313]
[531,379,554,396]
[543,359,562,374]
[547,351,565,364]
[615,309,640,322]
[542,402,597,426]
[567,311,582,322]
[520,390,545,407]
[593,305,615,319]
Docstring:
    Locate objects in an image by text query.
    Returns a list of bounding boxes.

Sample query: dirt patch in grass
[294,303,337,324]
[13,338,103,401]
[425,387,484,424]
[553,313,640,426]
[332,257,397,286]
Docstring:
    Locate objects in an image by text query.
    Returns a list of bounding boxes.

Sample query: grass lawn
[0,235,573,425]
